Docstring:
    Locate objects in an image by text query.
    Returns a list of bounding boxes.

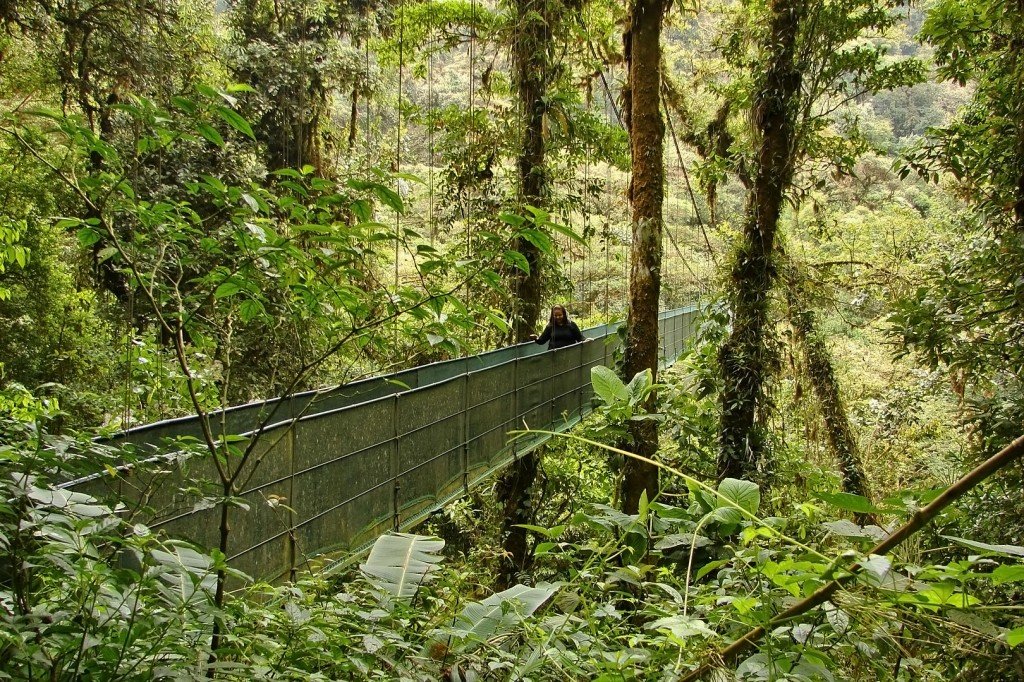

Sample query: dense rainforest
[2,0,1024,679]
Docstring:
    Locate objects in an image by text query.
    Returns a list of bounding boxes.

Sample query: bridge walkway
[70,306,699,579]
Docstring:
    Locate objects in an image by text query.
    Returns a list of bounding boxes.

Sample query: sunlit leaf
[214,105,255,140]
[718,478,760,515]
[360,533,445,604]
[1007,626,1024,648]
[77,227,102,248]
[942,536,1024,557]
[592,366,628,404]
[990,564,1024,584]
[215,281,242,299]
[239,299,265,322]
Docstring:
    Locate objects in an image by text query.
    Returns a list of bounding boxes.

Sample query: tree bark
[620,0,666,513]
[786,271,872,502]
[717,0,803,482]
[497,0,562,588]
[509,0,551,342]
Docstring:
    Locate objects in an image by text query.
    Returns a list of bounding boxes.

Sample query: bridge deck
[68,306,699,579]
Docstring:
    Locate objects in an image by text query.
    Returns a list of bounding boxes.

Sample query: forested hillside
[2,0,1023,679]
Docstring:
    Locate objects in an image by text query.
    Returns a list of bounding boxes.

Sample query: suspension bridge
[68,306,698,579]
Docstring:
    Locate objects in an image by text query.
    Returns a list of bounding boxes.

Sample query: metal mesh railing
[69,305,699,578]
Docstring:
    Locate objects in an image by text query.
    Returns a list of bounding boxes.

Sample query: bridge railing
[69,305,699,579]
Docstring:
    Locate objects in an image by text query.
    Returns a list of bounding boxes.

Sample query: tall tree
[716,0,924,481]
[717,0,803,481]
[33,0,195,302]
[508,0,576,340]
[785,263,871,502]
[230,0,340,173]
[619,0,666,513]
[497,0,575,587]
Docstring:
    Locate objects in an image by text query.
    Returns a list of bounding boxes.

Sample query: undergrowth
[3,348,1024,680]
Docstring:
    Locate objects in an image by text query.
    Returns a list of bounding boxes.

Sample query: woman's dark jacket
[536,320,584,349]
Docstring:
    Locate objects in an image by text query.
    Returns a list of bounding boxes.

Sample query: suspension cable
[582,68,593,318]
[364,13,371,171]
[664,97,716,266]
[603,66,612,320]
[465,0,477,305]
[427,24,435,247]
[394,0,405,344]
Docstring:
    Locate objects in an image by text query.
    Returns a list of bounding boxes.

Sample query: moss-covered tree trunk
[496,0,560,588]
[509,0,550,343]
[619,0,666,513]
[232,0,328,173]
[786,275,872,501]
[718,0,803,481]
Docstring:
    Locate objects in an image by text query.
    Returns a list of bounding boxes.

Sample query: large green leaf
[1008,626,1024,648]
[712,507,743,524]
[196,122,225,148]
[645,614,715,640]
[372,184,404,213]
[592,366,628,404]
[990,564,1024,585]
[626,369,653,405]
[717,478,760,515]
[503,249,530,274]
[214,105,255,140]
[942,535,1024,557]
[547,219,586,245]
[518,227,553,253]
[359,533,445,602]
[449,583,558,649]
[151,544,218,604]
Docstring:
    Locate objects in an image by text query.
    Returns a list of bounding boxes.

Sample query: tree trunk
[620,0,666,513]
[718,0,803,482]
[786,272,872,501]
[494,447,539,588]
[496,0,559,588]
[509,0,550,342]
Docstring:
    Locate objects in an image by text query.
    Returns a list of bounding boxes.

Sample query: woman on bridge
[533,305,584,350]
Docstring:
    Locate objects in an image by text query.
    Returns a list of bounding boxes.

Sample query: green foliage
[892,0,1024,458]
[0,397,227,678]
[441,582,559,652]
[7,89,527,416]
[0,219,29,300]
[359,532,445,602]
[3,377,1024,680]
[590,366,660,439]
[2,0,1023,679]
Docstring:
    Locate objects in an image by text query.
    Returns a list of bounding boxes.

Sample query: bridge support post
[390,395,400,531]
[512,357,520,459]
[576,346,583,422]
[461,373,469,494]
[287,426,297,580]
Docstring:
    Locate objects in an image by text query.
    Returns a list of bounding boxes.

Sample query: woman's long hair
[548,305,570,326]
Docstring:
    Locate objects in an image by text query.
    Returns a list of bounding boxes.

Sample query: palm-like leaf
[450,584,559,648]
[359,532,445,602]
